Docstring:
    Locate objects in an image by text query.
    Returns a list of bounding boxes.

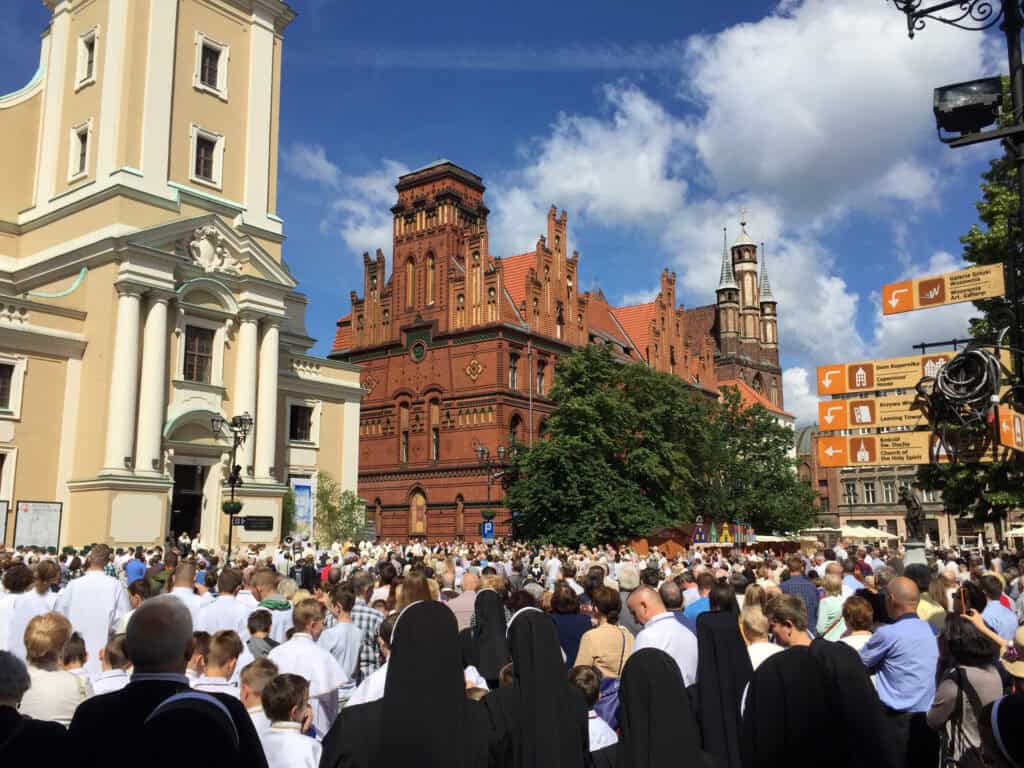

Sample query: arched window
[399,402,410,463]
[405,258,415,307]
[426,254,435,305]
[510,414,523,445]
[430,399,441,461]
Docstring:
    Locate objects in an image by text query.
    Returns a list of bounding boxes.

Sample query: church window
[508,354,519,390]
[200,44,221,89]
[405,258,415,307]
[510,414,522,445]
[289,405,313,442]
[0,365,13,410]
[190,124,224,188]
[556,302,564,339]
[399,403,410,463]
[193,33,229,99]
[430,400,441,461]
[426,254,435,305]
[183,326,214,384]
[75,28,98,89]
[536,361,546,396]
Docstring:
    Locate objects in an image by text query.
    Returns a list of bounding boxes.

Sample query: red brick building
[328,161,784,540]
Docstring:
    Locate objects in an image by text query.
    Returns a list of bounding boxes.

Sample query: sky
[2,0,1008,424]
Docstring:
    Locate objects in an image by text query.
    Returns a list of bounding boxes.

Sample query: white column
[233,313,259,475]
[34,2,71,207]
[139,0,179,191]
[243,12,277,232]
[102,285,143,473]
[95,0,127,178]
[254,320,280,480]
[134,293,170,475]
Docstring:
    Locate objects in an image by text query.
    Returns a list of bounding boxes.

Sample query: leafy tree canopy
[314,474,366,543]
[505,345,815,546]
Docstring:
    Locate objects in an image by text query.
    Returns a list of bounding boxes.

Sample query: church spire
[758,241,775,302]
[717,227,738,291]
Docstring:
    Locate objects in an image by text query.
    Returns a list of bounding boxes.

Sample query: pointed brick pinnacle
[717,226,738,291]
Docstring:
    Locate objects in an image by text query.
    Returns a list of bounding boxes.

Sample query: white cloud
[281,147,408,266]
[619,286,660,305]
[782,367,819,425]
[283,143,341,188]
[683,0,990,220]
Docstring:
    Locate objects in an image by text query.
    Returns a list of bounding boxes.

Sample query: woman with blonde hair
[743,584,769,614]
[18,612,92,725]
[395,571,432,611]
[815,573,846,641]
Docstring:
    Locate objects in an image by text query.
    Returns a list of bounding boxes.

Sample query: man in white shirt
[167,564,204,627]
[196,569,250,639]
[55,544,130,676]
[268,599,347,739]
[192,629,243,697]
[627,586,698,686]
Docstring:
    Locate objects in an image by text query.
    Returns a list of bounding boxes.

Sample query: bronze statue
[900,484,925,542]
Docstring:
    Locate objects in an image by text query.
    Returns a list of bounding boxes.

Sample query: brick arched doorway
[409,489,427,538]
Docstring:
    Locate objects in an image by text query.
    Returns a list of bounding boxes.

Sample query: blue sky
[2,0,1005,423]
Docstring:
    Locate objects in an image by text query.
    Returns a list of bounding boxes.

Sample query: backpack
[592,626,628,731]
[940,667,991,768]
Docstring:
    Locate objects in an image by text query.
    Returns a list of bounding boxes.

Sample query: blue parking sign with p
[481,520,495,542]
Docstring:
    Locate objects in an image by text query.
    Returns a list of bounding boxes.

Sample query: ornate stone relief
[187,225,241,275]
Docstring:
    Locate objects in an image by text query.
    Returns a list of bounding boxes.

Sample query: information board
[817,392,926,431]
[13,500,62,549]
[290,478,313,539]
[817,432,992,468]
[998,405,1024,453]
[882,264,1005,315]
[817,353,951,396]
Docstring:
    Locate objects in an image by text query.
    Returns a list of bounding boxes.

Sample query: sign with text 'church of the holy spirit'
[816,431,994,469]
[816,353,952,397]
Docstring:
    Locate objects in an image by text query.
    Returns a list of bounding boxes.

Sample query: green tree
[280,489,296,540]
[505,345,814,545]
[915,79,1024,523]
[314,473,366,543]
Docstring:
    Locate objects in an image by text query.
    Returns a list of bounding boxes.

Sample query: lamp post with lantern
[211,412,253,566]
[890,0,1024,378]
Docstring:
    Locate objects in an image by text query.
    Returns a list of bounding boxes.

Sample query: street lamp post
[474,443,511,503]
[890,0,1024,379]
[211,412,253,567]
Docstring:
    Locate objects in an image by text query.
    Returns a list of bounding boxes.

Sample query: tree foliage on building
[314,473,366,543]
[505,345,815,545]
[916,80,1024,523]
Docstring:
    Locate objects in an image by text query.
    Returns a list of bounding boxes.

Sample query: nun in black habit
[695,611,753,768]
[470,588,511,688]
[319,600,491,768]
[740,645,836,768]
[483,607,589,768]
[617,648,712,768]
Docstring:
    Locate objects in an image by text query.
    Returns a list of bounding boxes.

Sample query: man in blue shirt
[124,548,147,585]
[779,555,818,631]
[860,576,939,767]
[682,572,714,621]
[980,574,1018,642]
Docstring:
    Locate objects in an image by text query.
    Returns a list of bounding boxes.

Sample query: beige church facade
[0,0,361,548]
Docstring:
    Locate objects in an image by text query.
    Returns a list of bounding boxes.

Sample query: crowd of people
[1,535,1024,768]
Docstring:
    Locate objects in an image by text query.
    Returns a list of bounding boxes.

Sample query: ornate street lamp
[889,0,1024,380]
[211,412,254,565]
[474,441,516,503]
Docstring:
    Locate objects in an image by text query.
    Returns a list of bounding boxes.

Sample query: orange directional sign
[817,353,952,396]
[817,431,992,468]
[997,405,1024,452]
[882,264,1004,315]
[817,392,925,431]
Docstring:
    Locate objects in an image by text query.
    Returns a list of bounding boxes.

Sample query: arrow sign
[817,393,925,432]
[817,431,993,468]
[817,353,952,396]
[882,264,1004,316]
[997,404,1024,452]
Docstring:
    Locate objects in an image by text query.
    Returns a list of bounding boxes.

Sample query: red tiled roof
[331,312,353,354]
[587,292,634,350]
[611,303,655,359]
[499,252,535,309]
[718,378,794,420]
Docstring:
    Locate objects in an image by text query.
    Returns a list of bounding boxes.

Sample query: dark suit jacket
[66,678,267,768]
[0,706,67,763]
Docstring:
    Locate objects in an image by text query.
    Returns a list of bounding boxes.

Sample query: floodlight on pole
[933,77,1003,139]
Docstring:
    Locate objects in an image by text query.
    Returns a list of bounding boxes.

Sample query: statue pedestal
[904,541,927,566]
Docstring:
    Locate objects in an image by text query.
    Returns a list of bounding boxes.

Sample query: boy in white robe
[267,599,346,739]
[196,569,250,639]
[240,656,278,734]
[192,630,242,697]
[250,569,293,643]
[259,674,321,768]
[91,634,131,695]
[55,544,129,676]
